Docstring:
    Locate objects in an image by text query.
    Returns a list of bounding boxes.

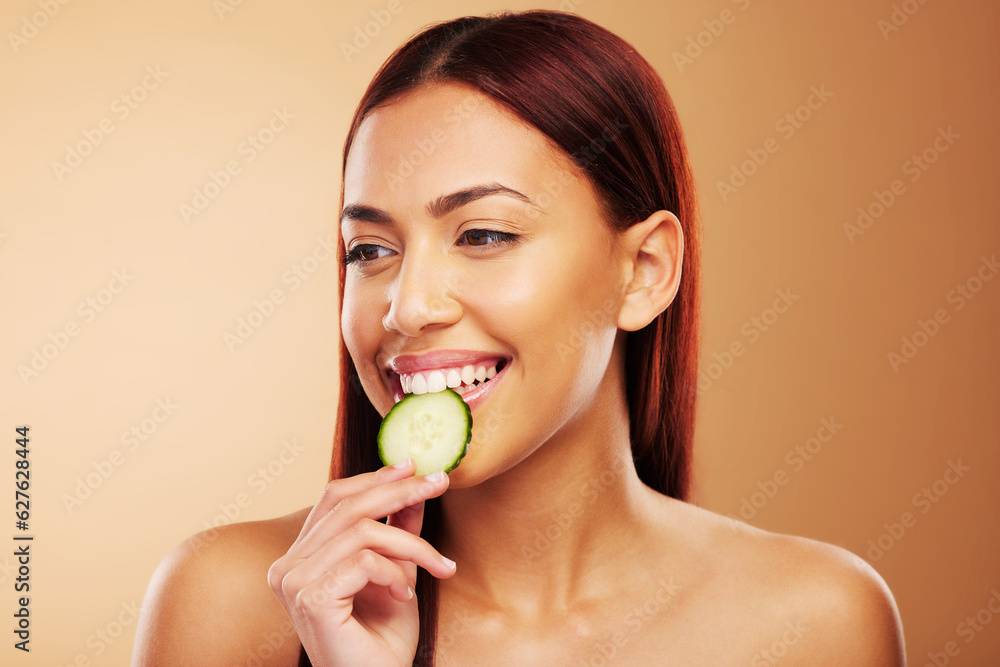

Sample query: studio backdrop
[1,0,998,665]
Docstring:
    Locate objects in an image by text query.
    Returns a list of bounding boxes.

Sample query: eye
[342,230,521,268]
[459,229,521,248]
[341,244,393,266]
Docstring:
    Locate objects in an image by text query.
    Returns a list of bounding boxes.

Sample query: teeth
[397,360,505,395]
[426,370,447,393]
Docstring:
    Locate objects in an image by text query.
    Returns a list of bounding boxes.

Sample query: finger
[386,500,433,583]
[284,517,455,596]
[386,499,424,537]
[296,459,415,545]
[294,471,450,556]
[294,550,413,619]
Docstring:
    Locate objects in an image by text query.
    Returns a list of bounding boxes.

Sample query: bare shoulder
[772,531,906,666]
[675,502,906,666]
[131,507,311,667]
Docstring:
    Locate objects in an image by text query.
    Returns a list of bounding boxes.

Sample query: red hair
[321,10,701,665]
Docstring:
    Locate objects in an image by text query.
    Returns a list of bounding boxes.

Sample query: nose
[382,250,463,336]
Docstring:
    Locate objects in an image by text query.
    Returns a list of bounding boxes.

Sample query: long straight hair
[305,10,702,666]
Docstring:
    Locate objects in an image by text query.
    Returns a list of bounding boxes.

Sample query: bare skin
[132,82,906,666]
[132,495,904,665]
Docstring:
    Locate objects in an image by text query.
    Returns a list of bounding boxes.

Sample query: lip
[385,351,511,412]
[454,358,509,411]
[385,349,511,375]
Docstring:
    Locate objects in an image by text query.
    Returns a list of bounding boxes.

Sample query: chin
[440,449,488,488]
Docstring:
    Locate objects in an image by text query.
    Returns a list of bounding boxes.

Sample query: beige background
[1,0,997,664]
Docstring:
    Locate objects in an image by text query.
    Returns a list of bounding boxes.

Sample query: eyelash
[341,229,521,267]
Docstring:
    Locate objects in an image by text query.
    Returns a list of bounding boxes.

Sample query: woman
[132,10,906,666]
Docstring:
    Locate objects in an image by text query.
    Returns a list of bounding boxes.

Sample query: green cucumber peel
[378,388,472,476]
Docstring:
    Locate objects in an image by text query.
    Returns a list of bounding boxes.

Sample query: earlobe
[616,210,684,332]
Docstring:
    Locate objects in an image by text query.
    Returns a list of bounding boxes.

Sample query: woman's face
[341,82,628,487]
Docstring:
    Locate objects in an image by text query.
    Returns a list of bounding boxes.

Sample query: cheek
[482,237,619,390]
[341,286,382,380]
[340,290,362,357]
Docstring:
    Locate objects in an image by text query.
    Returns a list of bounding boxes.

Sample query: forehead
[343,82,582,207]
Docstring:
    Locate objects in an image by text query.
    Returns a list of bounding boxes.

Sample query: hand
[267,459,457,667]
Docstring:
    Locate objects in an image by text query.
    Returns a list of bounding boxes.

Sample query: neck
[436,368,669,619]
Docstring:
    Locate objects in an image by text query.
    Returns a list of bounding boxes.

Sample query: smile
[389,358,510,410]
[401,358,506,395]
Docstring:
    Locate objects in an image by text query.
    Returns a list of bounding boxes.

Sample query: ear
[616,210,684,332]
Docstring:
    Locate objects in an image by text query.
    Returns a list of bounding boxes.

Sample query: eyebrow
[340,182,539,227]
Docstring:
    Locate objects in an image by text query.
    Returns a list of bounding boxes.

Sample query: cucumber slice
[378,388,472,476]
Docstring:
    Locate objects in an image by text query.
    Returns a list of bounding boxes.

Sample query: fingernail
[407,586,414,600]
[392,458,412,469]
[426,470,446,483]
[441,555,456,569]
